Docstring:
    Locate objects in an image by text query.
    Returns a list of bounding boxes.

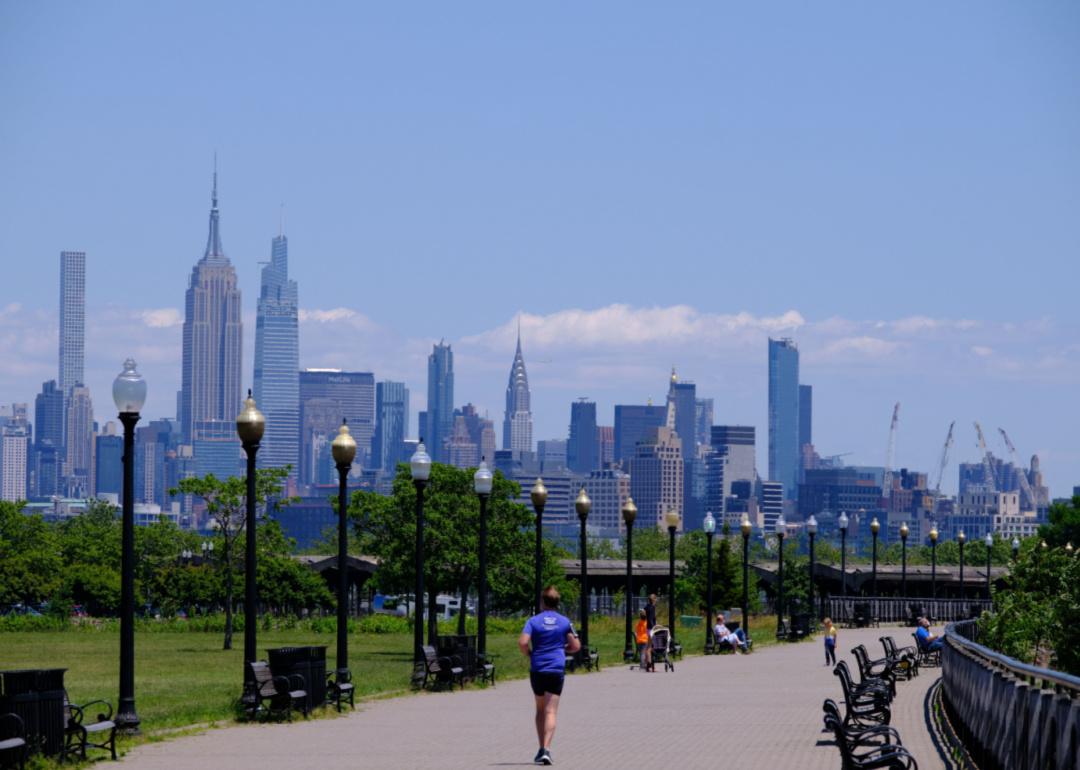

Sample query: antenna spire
[204,155,225,260]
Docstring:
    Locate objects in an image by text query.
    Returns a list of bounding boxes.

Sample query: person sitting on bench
[713,614,749,653]
[915,617,944,651]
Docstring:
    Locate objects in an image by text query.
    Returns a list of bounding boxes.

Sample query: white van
[379,594,469,620]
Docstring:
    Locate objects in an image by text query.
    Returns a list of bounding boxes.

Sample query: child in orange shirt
[635,609,651,670]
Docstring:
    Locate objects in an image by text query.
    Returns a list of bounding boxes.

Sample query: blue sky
[2,2,1078,494]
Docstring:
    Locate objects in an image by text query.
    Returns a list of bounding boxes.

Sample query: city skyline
[2,2,1078,495]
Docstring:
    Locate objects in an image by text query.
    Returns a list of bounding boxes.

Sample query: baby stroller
[649,625,675,672]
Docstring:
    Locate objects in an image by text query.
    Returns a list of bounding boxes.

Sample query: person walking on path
[519,586,581,765]
[645,593,657,631]
[823,617,838,666]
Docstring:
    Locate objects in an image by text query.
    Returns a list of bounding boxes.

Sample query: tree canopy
[350,463,569,619]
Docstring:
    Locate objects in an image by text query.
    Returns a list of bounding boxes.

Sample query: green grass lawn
[0,614,781,737]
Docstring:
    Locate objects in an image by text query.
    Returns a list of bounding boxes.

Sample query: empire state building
[180,169,243,444]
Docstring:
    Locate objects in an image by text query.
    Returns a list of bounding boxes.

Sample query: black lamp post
[703,512,716,653]
[531,479,547,616]
[1011,536,1019,563]
[622,497,637,662]
[984,532,993,601]
[775,514,786,637]
[740,514,751,640]
[236,390,265,707]
[331,420,356,689]
[870,517,880,598]
[838,512,849,596]
[410,442,432,663]
[806,515,817,623]
[930,526,939,600]
[112,358,146,733]
[899,522,909,599]
[473,460,493,658]
[576,488,592,649]
[664,509,680,643]
[958,530,966,599]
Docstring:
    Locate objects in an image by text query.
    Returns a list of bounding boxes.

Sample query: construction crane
[998,428,1038,512]
[934,421,955,495]
[973,422,997,493]
[883,402,900,498]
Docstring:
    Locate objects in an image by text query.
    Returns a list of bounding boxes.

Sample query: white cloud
[139,308,183,328]
[462,304,805,352]
[972,345,994,357]
[816,336,900,359]
[886,316,981,336]
[299,308,381,332]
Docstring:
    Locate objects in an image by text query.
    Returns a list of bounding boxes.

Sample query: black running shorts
[529,671,565,696]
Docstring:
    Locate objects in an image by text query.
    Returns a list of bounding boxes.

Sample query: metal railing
[942,619,1080,770]
[822,596,990,625]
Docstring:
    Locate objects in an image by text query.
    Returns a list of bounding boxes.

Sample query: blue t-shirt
[522,611,575,673]
[915,626,930,645]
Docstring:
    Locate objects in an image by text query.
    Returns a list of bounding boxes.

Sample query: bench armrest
[0,713,25,739]
[286,674,306,692]
[69,699,114,726]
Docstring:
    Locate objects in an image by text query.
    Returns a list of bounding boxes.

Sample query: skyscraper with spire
[502,325,533,453]
[180,166,243,445]
[253,223,299,478]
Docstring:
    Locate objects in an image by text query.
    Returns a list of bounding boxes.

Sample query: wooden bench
[61,693,117,762]
[326,670,355,712]
[419,646,464,691]
[248,661,308,720]
[0,713,27,770]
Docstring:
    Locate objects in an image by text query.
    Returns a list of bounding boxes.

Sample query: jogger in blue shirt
[519,586,581,765]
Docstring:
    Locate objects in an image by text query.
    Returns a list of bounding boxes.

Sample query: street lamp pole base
[115,703,141,736]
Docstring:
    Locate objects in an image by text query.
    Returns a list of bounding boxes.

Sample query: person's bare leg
[534,695,546,748]
[542,693,560,748]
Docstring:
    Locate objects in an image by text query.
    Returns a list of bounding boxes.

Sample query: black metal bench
[248,661,308,720]
[833,661,891,728]
[822,699,917,769]
[879,636,918,680]
[61,693,117,762]
[419,646,464,691]
[851,645,897,699]
[852,602,877,628]
[326,670,354,712]
[0,713,27,770]
[566,646,600,673]
[477,654,496,686]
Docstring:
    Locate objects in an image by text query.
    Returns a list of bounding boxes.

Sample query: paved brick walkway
[122,625,947,769]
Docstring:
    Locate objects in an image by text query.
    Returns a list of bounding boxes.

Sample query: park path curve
[121,625,946,770]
